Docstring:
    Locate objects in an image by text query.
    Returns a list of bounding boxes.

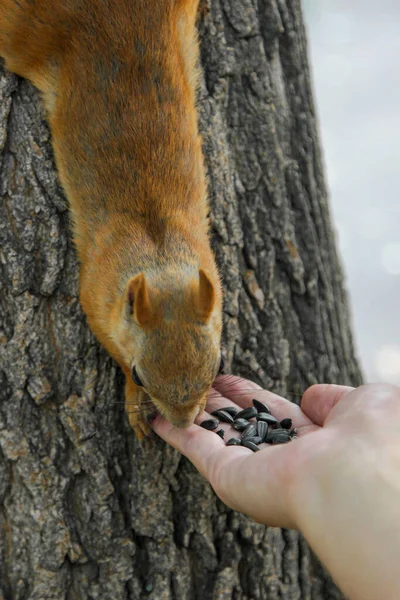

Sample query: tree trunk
[0,0,362,598]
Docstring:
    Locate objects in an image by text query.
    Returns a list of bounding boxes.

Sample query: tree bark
[0,0,362,598]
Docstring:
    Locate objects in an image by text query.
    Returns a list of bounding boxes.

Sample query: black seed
[265,429,291,442]
[271,430,291,444]
[221,406,239,417]
[241,440,261,452]
[272,437,291,445]
[257,413,279,425]
[280,418,293,429]
[257,421,269,443]
[200,418,219,431]
[242,423,258,440]
[232,418,250,431]
[211,410,234,424]
[235,406,258,420]
[273,429,291,438]
[226,438,241,446]
[246,436,262,445]
[216,429,225,439]
[211,407,237,419]
[252,399,272,414]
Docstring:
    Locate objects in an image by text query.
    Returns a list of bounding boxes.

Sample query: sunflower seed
[280,418,293,430]
[257,413,279,425]
[235,406,258,420]
[226,438,242,446]
[221,406,239,417]
[257,421,269,443]
[272,437,291,445]
[211,410,234,424]
[232,418,250,431]
[246,436,262,445]
[200,418,219,431]
[271,430,292,444]
[216,429,225,439]
[252,399,272,414]
[290,428,298,438]
[242,423,258,440]
[241,440,260,452]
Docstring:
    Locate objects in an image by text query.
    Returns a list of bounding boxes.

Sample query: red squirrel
[0,0,223,439]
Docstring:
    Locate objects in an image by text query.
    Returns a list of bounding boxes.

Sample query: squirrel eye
[218,356,225,375]
[132,366,144,386]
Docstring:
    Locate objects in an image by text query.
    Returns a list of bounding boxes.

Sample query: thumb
[301,384,354,426]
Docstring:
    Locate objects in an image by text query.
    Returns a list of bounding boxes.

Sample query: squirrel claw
[125,378,154,440]
[131,414,153,441]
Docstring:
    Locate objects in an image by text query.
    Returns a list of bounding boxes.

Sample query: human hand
[151,374,351,528]
[153,376,400,600]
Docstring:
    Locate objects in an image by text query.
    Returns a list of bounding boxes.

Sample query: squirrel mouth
[146,409,159,424]
[140,392,158,423]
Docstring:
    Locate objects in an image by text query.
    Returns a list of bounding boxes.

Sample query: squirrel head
[117,267,223,428]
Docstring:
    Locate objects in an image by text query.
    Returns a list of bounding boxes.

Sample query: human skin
[152,375,400,600]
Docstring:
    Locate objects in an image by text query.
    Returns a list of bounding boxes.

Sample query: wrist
[289,425,400,600]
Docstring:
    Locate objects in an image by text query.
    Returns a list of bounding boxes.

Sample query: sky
[303,0,400,382]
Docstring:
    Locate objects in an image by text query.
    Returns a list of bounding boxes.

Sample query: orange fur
[197,269,216,321]
[0,0,223,438]
[128,274,155,328]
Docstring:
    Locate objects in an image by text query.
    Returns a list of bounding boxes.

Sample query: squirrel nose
[171,406,200,428]
[168,395,208,428]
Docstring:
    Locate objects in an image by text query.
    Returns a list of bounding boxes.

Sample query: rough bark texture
[0,0,362,599]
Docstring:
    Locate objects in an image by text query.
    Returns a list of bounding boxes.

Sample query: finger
[205,387,236,414]
[152,414,251,477]
[212,440,300,529]
[153,413,299,528]
[301,384,354,426]
[213,374,314,427]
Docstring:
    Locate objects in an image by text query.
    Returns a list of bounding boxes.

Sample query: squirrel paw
[125,379,154,441]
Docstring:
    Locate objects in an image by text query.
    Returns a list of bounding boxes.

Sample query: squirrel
[0,0,223,439]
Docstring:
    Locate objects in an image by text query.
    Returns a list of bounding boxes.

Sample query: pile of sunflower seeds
[200,399,298,452]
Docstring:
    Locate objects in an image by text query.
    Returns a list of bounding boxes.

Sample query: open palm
[152,374,350,528]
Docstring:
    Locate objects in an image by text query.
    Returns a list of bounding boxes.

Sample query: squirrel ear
[197,269,215,322]
[127,273,153,327]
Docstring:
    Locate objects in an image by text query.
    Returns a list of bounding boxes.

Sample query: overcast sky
[303,0,400,383]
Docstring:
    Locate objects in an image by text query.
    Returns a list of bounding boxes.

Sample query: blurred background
[303,0,400,383]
